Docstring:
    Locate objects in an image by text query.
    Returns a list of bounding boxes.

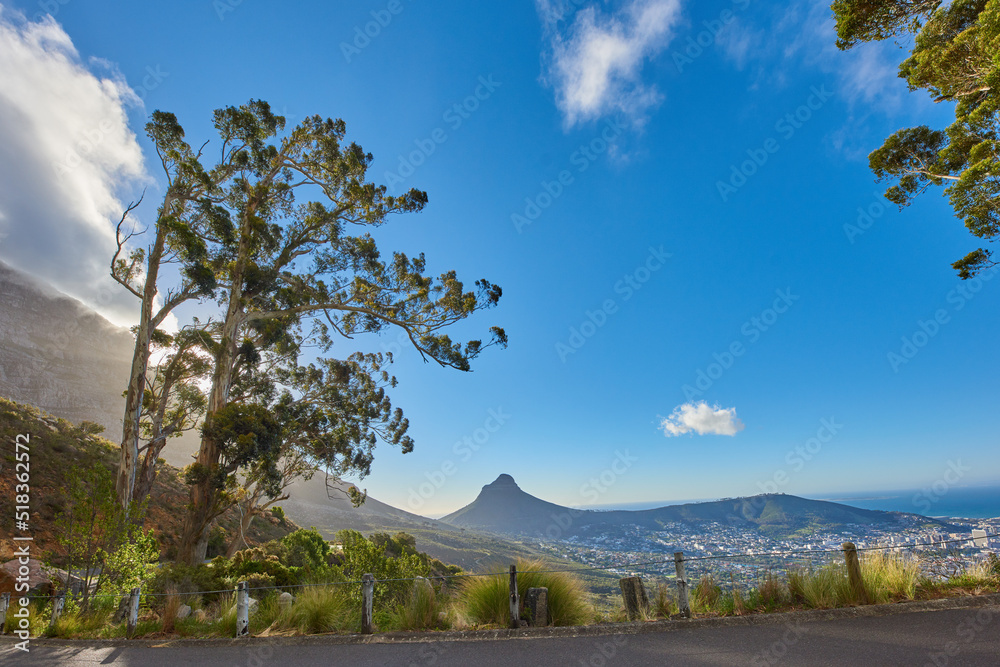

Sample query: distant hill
[440,474,954,540]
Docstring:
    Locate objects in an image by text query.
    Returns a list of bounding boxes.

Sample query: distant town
[535,515,1000,585]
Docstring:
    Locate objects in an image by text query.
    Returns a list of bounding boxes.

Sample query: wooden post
[674,552,690,618]
[0,592,9,633]
[113,595,129,623]
[235,581,250,637]
[842,542,870,605]
[126,587,140,638]
[618,576,649,621]
[48,591,66,631]
[361,574,375,634]
[525,587,548,627]
[508,565,520,629]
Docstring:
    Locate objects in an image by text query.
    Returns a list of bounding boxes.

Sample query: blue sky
[0,0,997,517]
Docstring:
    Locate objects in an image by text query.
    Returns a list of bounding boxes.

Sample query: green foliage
[861,552,921,602]
[271,505,286,522]
[275,585,355,634]
[54,461,159,606]
[280,528,332,574]
[831,0,1000,278]
[457,559,592,627]
[335,530,429,605]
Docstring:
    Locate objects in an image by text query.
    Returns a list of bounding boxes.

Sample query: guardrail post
[126,587,141,638]
[48,591,66,631]
[509,565,520,629]
[0,592,10,633]
[361,574,375,634]
[674,552,690,618]
[619,576,649,621]
[236,581,250,637]
[842,542,870,605]
[113,594,129,623]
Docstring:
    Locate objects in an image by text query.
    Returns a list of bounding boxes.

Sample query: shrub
[281,528,332,573]
[799,563,851,609]
[390,579,444,631]
[458,559,591,627]
[277,585,354,634]
[861,552,921,603]
[336,530,429,606]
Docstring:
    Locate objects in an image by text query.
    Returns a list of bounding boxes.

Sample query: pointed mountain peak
[486,474,519,488]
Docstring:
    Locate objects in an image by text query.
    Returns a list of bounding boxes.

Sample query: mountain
[440,474,954,539]
[0,264,539,570]
[0,260,133,436]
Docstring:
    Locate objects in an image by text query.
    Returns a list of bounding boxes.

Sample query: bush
[281,528,331,574]
[861,552,921,603]
[458,559,591,627]
[336,530,429,606]
[276,585,354,634]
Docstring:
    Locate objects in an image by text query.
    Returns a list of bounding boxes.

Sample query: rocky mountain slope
[0,261,132,436]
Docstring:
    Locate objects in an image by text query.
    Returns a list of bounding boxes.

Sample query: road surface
[1,604,996,666]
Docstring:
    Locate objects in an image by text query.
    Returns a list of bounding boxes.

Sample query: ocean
[815,485,1000,519]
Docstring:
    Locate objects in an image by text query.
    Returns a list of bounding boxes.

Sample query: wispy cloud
[660,401,745,437]
[0,9,147,327]
[537,0,682,127]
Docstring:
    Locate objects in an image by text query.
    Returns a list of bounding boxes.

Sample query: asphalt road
[1,605,997,666]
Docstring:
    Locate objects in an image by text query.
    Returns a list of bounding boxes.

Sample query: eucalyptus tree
[832,0,1000,277]
[224,352,410,557]
[111,111,241,510]
[175,100,506,564]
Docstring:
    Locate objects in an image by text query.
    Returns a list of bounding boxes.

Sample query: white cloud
[538,0,682,127]
[0,9,148,327]
[660,401,745,437]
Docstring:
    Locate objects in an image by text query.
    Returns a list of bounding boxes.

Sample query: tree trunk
[116,229,165,511]
[225,505,256,558]
[177,213,249,564]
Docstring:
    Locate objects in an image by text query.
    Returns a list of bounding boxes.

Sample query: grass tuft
[458,559,592,627]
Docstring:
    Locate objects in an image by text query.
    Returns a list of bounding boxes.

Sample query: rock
[278,592,294,608]
[525,587,549,627]
[247,597,258,613]
[192,609,207,623]
[176,604,192,620]
[44,567,91,595]
[0,558,54,597]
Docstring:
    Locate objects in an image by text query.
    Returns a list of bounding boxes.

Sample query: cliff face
[0,261,133,438]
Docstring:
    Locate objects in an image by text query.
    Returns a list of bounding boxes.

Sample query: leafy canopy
[832,0,1000,277]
